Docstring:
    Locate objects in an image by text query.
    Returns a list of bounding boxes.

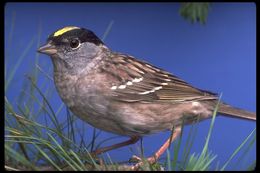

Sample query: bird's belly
[113,101,213,136]
[69,99,213,136]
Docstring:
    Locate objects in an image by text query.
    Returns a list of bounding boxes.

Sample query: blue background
[5,3,256,170]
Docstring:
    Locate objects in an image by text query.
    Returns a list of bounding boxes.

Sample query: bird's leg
[131,127,182,170]
[91,136,140,156]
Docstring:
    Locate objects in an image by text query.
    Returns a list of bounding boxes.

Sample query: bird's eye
[70,38,80,49]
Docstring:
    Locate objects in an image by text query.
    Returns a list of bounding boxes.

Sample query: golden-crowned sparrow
[38,26,256,169]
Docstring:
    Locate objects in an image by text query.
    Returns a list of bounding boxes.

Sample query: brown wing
[100,53,218,103]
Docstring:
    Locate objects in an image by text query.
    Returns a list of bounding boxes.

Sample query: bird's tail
[218,102,256,121]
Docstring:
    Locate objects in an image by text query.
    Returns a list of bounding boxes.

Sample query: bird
[38,26,256,170]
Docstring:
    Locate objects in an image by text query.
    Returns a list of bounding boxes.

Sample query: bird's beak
[37,42,57,55]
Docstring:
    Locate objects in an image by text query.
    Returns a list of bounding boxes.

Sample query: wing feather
[101,53,218,102]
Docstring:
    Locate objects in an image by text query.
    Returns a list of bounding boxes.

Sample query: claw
[129,155,142,163]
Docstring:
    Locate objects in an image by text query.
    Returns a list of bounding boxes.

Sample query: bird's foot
[129,155,158,170]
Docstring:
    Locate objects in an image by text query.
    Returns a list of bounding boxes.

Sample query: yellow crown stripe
[53,26,80,37]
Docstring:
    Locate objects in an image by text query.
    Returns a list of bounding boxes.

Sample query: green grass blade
[102,20,114,41]
[33,144,62,171]
[5,37,35,91]
[166,149,171,171]
[5,144,39,170]
[221,128,256,171]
